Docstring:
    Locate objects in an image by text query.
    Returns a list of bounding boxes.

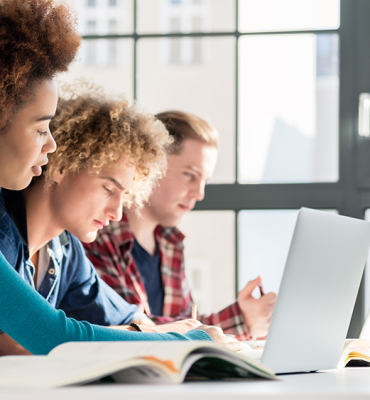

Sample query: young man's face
[51,158,135,243]
[146,139,218,227]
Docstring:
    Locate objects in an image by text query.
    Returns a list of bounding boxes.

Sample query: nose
[106,195,123,222]
[190,180,205,202]
[43,131,57,154]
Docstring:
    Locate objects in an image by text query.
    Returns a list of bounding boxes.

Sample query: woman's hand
[195,325,251,352]
[139,319,202,334]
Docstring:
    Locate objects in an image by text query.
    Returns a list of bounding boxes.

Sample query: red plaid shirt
[83,213,250,340]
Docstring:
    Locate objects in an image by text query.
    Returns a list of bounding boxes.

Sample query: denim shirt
[0,188,145,334]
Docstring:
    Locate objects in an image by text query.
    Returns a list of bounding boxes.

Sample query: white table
[2,368,370,400]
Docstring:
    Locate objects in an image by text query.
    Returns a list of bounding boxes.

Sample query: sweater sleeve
[0,252,211,355]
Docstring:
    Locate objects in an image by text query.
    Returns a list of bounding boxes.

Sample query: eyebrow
[35,115,55,122]
[100,176,125,191]
[185,166,202,177]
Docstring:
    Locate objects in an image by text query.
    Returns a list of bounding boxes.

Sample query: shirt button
[49,268,55,275]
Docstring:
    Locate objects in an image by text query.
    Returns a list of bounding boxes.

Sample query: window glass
[58,39,134,102]
[238,34,339,184]
[138,0,235,33]
[138,37,236,184]
[238,209,338,296]
[178,211,235,314]
[69,0,133,34]
[239,0,340,32]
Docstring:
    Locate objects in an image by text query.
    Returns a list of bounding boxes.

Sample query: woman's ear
[52,168,65,184]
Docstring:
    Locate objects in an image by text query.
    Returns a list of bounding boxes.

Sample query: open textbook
[338,339,370,367]
[0,341,275,388]
[240,338,370,369]
[337,311,370,367]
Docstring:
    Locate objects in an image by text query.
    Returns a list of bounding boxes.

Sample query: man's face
[147,139,218,227]
[51,158,135,243]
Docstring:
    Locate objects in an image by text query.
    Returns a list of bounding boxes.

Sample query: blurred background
[61,0,370,336]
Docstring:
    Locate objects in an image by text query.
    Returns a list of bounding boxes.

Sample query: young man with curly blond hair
[0,87,247,355]
[84,111,277,341]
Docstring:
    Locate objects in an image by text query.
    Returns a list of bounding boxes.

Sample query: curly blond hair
[47,82,172,209]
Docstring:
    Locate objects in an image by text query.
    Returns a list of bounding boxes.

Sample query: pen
[191,304,197,320]
[259,284,264,297]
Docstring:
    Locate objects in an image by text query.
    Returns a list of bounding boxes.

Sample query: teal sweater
[0,252,211,355]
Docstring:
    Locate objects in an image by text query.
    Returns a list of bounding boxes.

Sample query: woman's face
[0,79,57,190]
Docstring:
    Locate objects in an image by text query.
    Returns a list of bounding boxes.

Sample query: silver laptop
[245,207,370,374]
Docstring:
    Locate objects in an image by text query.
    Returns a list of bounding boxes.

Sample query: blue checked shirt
[0,188,145,334]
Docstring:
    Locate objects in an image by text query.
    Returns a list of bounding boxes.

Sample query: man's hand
[195,325,251,352]
[237,276,276,339]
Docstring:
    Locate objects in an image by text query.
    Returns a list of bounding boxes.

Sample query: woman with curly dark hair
[0,0,79,190]
[0,0,226,356]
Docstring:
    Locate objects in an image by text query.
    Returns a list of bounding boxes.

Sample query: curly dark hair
[0,0,80,131]
[47,82,173,209]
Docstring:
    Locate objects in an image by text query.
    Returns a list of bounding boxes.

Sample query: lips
[31,166,42,176]
[94,220,109,230]
[178,203,195,212]
[32,159,49,177]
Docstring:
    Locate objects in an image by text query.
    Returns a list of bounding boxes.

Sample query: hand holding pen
[237,275,277,339]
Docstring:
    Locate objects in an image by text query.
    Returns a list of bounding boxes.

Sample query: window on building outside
[170,17,181,63]
[192,16,202,63]
[86,20,97,65]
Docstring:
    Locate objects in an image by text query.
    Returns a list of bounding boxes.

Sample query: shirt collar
[155,225,185,246]
[111,212,185,257]
[2,188,70,255]
[120,211,185,246]
[2,188,29,247]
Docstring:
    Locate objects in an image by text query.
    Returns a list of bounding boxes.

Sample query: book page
[0,356,175,387]
[50,341,275,380]
[49,341,210,372]
[338,339,370,368]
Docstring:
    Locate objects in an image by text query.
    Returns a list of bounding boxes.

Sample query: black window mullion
[235,0,239,297]
[133,0,138,101]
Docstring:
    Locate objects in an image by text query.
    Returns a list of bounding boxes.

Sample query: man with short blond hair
[85,110,276,340]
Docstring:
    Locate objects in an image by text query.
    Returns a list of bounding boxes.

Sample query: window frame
[80,0,370,336]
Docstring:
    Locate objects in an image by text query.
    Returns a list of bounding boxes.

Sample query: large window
[61,0,370,336]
